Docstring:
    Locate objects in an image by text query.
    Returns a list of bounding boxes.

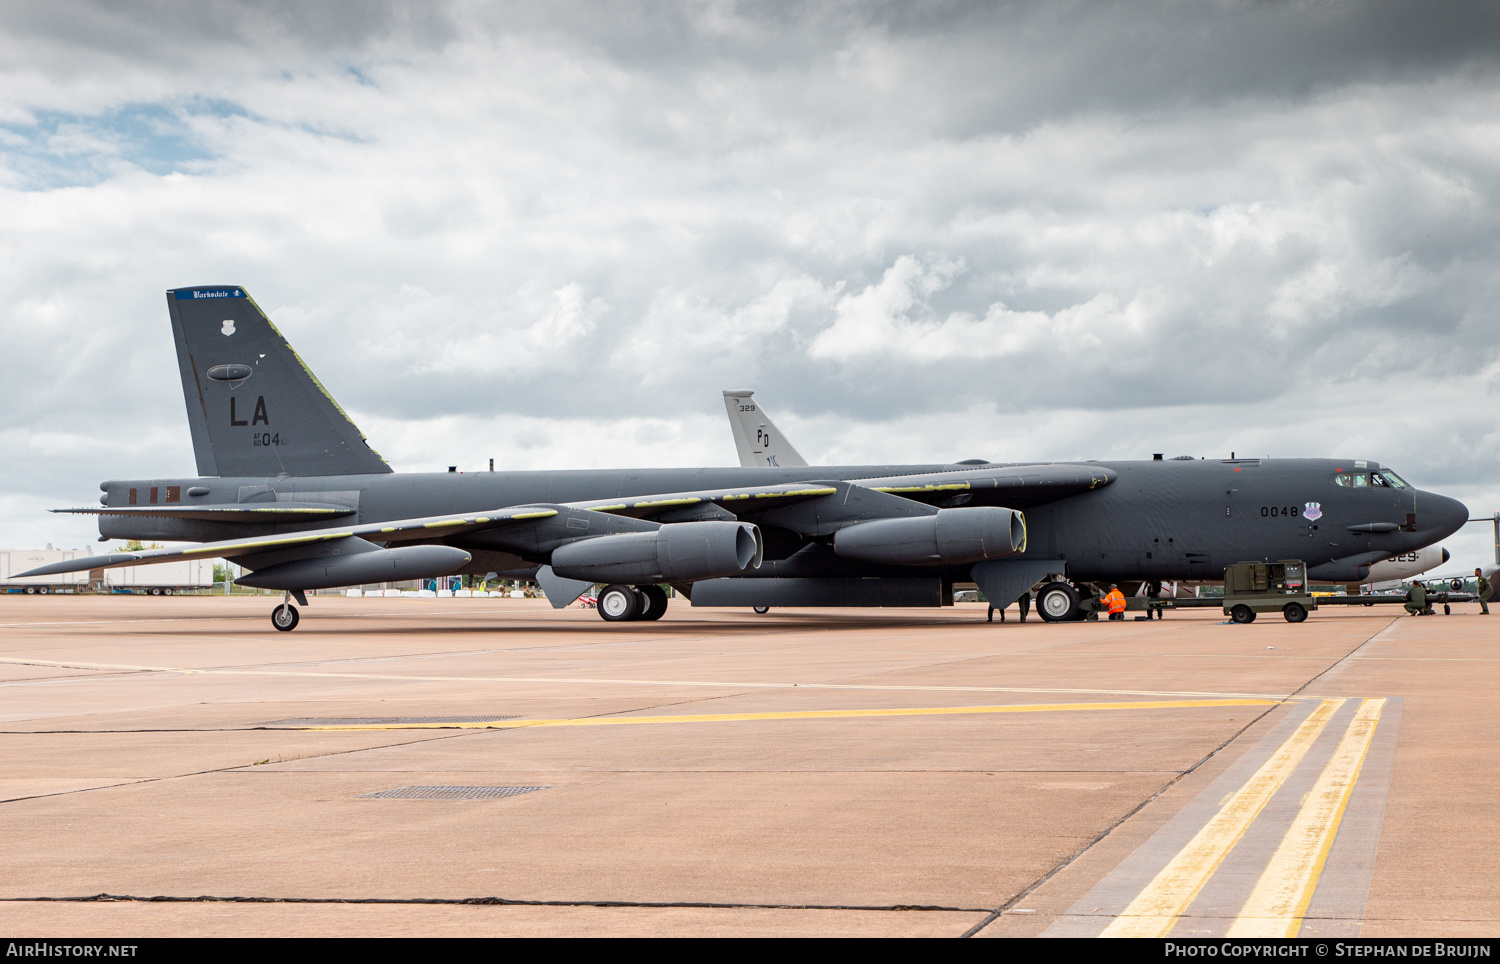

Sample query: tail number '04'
[252,433,283,447]
[1261,506,1300,517]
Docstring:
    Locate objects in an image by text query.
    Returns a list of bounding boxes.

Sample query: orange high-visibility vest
[1103,590,1126,614]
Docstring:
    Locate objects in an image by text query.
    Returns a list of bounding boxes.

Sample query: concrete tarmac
[0,595,1494,937]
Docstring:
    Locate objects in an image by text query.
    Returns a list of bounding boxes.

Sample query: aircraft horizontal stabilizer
[54,503,357,523]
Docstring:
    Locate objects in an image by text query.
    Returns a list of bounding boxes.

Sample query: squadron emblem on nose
[1303,501,1323,521]
[221,319,236,336]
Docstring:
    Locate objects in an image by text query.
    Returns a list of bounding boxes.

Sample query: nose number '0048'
[1261,506,1300,517]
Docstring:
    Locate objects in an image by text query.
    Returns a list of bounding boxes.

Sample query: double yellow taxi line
[1102,697,1386,938]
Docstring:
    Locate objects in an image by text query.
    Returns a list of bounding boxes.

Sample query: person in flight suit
[1404,580,1431,616]
[1102,584,1127,621]
[1477,569,1492,615]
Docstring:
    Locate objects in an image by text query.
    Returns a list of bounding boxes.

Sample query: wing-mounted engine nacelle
[550,521,763,583]
[832,507,1026,566]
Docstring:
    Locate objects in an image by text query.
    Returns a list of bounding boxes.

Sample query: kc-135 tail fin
[167,286,391,477]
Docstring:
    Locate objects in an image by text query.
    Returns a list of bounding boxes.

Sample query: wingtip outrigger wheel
[272,590,301,632]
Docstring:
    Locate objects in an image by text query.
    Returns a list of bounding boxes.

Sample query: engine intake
[833,507,1026,566]
[550,521,762,583]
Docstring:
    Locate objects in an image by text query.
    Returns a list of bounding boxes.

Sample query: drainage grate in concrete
[262,716,521,727]
[359,785,550,800]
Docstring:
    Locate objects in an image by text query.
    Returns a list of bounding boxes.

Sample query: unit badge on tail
[1303,501,1323,521]
[221,319,236,336]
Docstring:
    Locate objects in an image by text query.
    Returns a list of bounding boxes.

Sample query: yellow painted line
[1226,698,1386,938]
[590,504,628,512]
[299,698,1278,730]
[1100,699,1344,938]
[628,498,701,508]
[0,655,1300,700]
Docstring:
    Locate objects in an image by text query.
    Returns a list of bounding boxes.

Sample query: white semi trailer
[1,549,214,595]
[104,559,215,595]
[0,548,93,593]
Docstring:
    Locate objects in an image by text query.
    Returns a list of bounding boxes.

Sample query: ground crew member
[987,593,1033,623]
[1477,569,1492,615]
[1102,584,1127,621]
[1404,580,1430,616]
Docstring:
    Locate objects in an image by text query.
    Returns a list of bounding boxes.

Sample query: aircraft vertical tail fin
[722,390,808,468]
[168,286,392,477]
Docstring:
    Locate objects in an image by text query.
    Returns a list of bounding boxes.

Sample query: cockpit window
[1334,468,1409,489]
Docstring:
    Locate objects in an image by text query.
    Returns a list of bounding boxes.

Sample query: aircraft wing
[20,480,851,580]
[22,466,1112,580]
[570,465,1113,522]
[853,463,1115,507]
[16,505,563,578]
[568,481,839,518]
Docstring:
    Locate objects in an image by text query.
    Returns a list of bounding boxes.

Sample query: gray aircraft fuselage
[98,456,1466,586]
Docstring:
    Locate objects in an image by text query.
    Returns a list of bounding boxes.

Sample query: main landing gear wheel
[637,585,669,621]
[23,586,37,595]
[597,584,639,622]
[271,604,299,632]
[1282,602,1308,623]
[753,605,770,615]
[1037,582,1080,622]
[1230,604,1257,624]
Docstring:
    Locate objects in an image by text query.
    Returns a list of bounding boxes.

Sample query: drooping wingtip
[17,553,140,578]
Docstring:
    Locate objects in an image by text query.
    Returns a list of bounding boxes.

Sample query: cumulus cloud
[0,1,1497,565]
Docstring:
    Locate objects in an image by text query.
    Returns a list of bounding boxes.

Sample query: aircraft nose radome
[1422,493,1469,539]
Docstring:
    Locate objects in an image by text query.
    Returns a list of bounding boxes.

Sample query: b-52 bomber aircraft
[22,286,1470,631]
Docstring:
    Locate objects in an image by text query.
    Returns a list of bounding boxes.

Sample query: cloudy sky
[2,0,1498,567]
